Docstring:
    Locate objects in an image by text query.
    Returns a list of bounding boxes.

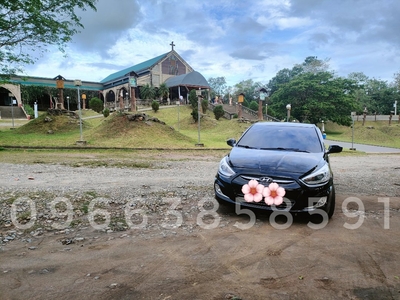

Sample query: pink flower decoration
[263,182,286,206]
[241,179,264,202]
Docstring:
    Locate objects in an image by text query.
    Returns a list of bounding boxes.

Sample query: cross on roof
[170,41,175,51]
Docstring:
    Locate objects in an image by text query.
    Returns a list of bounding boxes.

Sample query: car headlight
[301,164,331,186]
[218,156,236,177]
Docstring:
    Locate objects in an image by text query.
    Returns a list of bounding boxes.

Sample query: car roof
[250,122,317,128]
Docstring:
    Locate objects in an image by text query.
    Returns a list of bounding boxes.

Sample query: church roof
[100,52,169,83]
[164,71,210,88]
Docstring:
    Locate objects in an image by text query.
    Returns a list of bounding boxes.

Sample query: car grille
[236,196,295,210]
[240,175,295,185]
[237,175,299,210]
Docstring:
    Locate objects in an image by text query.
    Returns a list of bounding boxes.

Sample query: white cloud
[275,17,313,30]
[22,0,400,86]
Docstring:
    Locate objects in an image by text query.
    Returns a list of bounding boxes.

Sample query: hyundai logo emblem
[259,177,273,184]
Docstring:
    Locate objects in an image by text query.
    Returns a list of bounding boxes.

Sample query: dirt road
[1,153,400,299]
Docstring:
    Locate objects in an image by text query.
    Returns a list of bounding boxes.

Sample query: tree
[394,72,400,90]
[157,83,169,100]
[267,68,295,95]
[140,84,156,100]
[394,72,400,108]
[270,72,356,126]
[208,77,227,99]
[267,56,331,97]
[0,0,97,81]
[348,72,369,87]
[365,79,396,114]
[296,56,331,74]
[233,79,263,105]
[249,101,258,111]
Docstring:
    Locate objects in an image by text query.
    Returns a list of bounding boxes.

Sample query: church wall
[150,62,161,87]
[150,52,194,87]
[138,74,151,87]
[153,64,160,73]
[161,54,187,76]
[152,74,160,87]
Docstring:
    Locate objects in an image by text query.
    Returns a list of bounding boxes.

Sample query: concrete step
[220,104,259,121]
[0,106,27,119]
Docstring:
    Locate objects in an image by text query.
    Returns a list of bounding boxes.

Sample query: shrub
[103,108,110,118]
[89,97,103,113]
[213,105,224,120]
[151,100,159,112]
[201,99,208,114]
[233,113,238,119]
[24,104,34,118]
[189,90,198,109]
[191,109,199,122]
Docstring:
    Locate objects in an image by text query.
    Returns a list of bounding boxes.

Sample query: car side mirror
[227,138,236,147]
[327,145,343,154]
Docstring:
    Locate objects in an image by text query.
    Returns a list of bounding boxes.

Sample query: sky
[24,0,400,87]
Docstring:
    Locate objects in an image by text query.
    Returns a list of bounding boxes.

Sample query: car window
[237,125,323,153]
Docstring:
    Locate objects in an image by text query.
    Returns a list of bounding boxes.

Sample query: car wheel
[324,185,336,219]
[215,196,236,214]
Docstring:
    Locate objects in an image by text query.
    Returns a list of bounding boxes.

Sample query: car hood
[228,147,324,175]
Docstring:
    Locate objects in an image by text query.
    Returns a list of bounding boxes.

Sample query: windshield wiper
[260,147,310,153]
[237,144,257,149]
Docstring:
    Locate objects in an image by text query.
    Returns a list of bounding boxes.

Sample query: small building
[165,71,210,104]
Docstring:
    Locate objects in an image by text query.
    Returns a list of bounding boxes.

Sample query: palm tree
[140,84,156,100]
[158,83,169,101]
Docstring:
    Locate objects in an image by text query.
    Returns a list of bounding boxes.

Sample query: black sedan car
[214,122,342,218]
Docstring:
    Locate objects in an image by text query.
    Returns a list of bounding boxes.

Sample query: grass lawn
[325,120,400,148]
[0,105,399,150]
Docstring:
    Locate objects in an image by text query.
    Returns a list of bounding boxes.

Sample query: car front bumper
[214,173,334,213]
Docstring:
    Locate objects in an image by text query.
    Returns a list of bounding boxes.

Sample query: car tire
[324,185,336,219]
[215,196,237,214]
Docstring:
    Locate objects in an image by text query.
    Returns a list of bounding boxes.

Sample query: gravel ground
[1,153,400,299]
[0,153,399,195]
[1,153,399,241]
[0,156,222,243]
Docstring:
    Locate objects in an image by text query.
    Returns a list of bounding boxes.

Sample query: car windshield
[236,125,323,153]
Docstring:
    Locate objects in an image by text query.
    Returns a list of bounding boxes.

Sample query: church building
[98,41,210,111]
[0,42,210,117]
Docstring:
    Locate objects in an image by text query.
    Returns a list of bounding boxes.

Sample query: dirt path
[1,154,400,299]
